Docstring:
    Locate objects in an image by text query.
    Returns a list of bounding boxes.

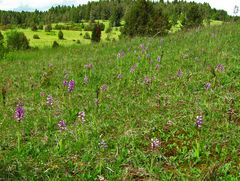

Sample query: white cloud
[0,0,239,15]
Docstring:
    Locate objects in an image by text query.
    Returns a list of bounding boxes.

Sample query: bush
[0,31,5,58]
[76,40,81,44]
[99,23,105,31]
[58,30,64,40]
[123,0,170,37]
[0,31,3,46]
[91,23,101,43]
[31,24,38,31]
[52,41,59,48]
[105,27,112,33]
[83,32,90,39]
[6,31,30,50]
[45,24,52,32]
[38,25,43,30]
[33,34,40,39]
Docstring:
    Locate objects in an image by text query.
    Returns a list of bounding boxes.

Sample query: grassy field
[2,21,121,48]
[0,23,240,180]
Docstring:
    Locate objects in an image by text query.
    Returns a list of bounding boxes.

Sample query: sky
[0,0,239,15]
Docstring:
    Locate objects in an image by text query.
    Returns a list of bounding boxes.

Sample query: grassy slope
[0,23,240,179]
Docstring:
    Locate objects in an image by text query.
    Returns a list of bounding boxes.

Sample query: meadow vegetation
[0,22,240,179]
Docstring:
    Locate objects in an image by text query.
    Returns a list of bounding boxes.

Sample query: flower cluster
[99,140,108,149]
[205,83,211,90]
[68,80,75,92]
[101,84,108,92]
[78,111,85,123]
[15,104,24,122]
[58,120,67,130]
[151,138,161,149]
[84,63,93,70]
[215,64,224,72]
[84,76,89,84]
[196,116,203,128]
[177,69,183,77]
[47,95,53,106]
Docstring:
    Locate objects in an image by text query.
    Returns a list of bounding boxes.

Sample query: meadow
[0,22,240,180]
[2,20,121,48]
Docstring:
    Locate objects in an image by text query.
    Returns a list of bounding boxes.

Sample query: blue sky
[0,0,239,15]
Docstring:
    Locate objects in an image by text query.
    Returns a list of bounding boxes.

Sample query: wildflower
[155,64,160,70]
[63,80,68,87]
[99,140,108,149]
[151,138,161,149]
[177,69,183,77]
[117,74,123,79]
[144,76,151,85]
[95,98,99,106]
[68,80,75,92]
[130,64,137,73]
[205,83,211,90]
[117,51,125,59]
[15,104,24,122]
[84,76,89,84]
[78,111,85,123]
[196,116,203,128]
[40,92,45,97]
[157,56,161,62]
[101,84,108,92]
[47,95,53,106]
[167,120,174,126]
[84,63,93,69]
[215,64,224,72]
[58,120,67,130]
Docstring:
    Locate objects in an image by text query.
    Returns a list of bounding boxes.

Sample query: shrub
[31,24,38,31]
[33,34,40,39]
[6,31,30,50]
[58,30,64,40]
[52,41,59,48]
[0,31,5,58]
[45,24,52,32]
[80,32,83,36]
[38,25,43,30]
[91,23,101,43]
[105,27,112,33]
[76,40,81,44]
[0,31,3,46]
[83,32,90,39]
[123,0,170,37]
[99,23,105,31]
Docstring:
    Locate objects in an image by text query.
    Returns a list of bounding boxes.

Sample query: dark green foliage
[6,31,29,50]
[58,30,64,40]
[33,34,40,39]
[105,27,112,33]
[52,41,59,48]
[91,23,101,42]
[45,24,52,32]
[0,31,4,58]
[83,32,90,39]
[0,31,3,46]
[123,0,170,37]
[31,24,38,31]
[110,5,123,27]
[38,24,43,30]
[183,2,204,28]
[99,23,105,31]
[0,0,232,27]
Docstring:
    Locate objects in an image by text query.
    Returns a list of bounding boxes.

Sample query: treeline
[0,0,233,29]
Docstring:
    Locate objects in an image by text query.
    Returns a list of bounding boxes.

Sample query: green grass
[2,21,121,48]
[0,23,240,180]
